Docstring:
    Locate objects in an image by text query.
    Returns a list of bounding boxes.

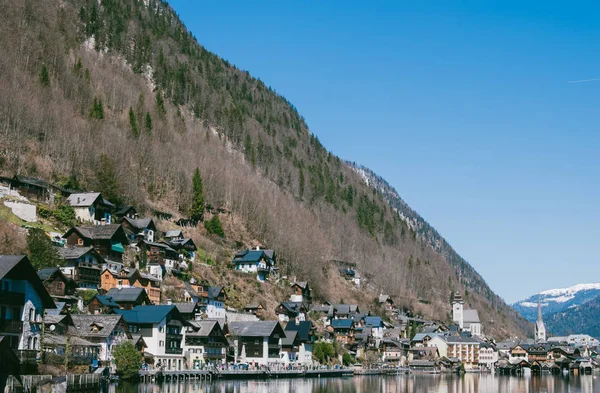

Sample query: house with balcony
[164,238,197,262]
[116,305,187,371]
[329,319,355,345]
[57,246,103,289]
[434,335,480,370]
[228,321,285,366]
[0,256,56,354]
[184,320,228,368]
[200,286,226,320]
[120,217,157,243]
[63,225,128,266]
[66,192,115,224]
[100,268,161,304]
[100,287,151,310]
[232,248,276,282]
[137,240,178,277]
[70,314,131,363]
[275,302,307,323]
[479,342,498,370]
[284,320,315,365]
[164,230,183,241]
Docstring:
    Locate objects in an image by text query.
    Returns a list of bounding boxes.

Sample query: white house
[284,321,314,366]
[116,305,187,371]
[228,321,285,366]
[479,342,498,370]
[184,320,228,369]
[232,248,276,282]
[66,192,114,225]
[70,314,131,362]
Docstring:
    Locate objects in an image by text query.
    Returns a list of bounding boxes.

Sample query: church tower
[452,294,464,329]
[535,296,546,342]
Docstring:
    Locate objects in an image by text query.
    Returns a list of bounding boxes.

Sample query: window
[29,308,35,322]
[159,326,164,333]
[159,341,164,347]
[77,238,84,246]
[2,281,9,291]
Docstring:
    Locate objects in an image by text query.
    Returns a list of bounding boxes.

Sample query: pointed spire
[537,295,543,322]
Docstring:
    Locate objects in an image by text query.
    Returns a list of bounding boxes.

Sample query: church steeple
[535,295,546,342]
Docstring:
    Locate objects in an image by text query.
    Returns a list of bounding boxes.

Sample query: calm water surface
[108,374,600,393]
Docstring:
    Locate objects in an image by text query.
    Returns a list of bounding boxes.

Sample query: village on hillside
[1,174,599,387]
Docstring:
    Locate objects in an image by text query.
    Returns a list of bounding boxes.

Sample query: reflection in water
[108,374,600,393]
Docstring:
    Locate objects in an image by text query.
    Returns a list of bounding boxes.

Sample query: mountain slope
[0,0,528,338]
[512,283,600,321]
[543,294,600,337]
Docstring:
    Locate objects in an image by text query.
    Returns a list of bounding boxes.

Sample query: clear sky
[168,1,600,303]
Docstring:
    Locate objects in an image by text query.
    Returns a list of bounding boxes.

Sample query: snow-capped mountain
[511,283,600,322]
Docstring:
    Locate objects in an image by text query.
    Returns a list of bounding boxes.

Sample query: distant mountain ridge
[512,283,600,322]
[544,295,600,338]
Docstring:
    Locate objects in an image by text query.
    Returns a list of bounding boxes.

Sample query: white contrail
[568,78,600,83]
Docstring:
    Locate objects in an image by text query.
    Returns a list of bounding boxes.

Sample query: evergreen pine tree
[145,112,152,133]
[27,228,60,270]
[205,215,224,237]
[39,65,50,87]
[190,168,204,222]
[129,107,138,137]
[96,154,122,205]
[156,91,166,117]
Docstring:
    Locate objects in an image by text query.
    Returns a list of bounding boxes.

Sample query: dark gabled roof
[233,250,269,263]
[282,330,299,347]
[290,281,308,289]
[105,287,149,303]
[122,217,155,231]
[364,316,383,327]
[173,302,197,314]
[184,282,198,298]
[71,314,126,338]
[285,321,312,342]
[116,205,136,216]
[207,286,224,299]
[0,255,55,308]
[228,321,283,338]
[56,246,104,262]
[187,320,222,337]
[14,175,50,189]
[278,302,305,314]
[63,225,127,241]
[115,305,183,325]
[164,230,183,238]
[245,303,263,309]
[93,295,119,308]
[166,238,197,251]
[331,319,354,329]
[37,267,61,281]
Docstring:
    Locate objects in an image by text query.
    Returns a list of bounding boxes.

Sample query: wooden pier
[139,368,354,381]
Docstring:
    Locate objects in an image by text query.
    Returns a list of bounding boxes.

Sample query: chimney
[295,317,300,326]
[255,246,260,251]
[167,299,172,305]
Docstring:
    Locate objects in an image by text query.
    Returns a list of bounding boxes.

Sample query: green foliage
[204,215,224,237]
[79,289,98,304]
[342,352,355,366]
[73,58,83,74]
[27,228,60,270]
[39,65,50,87]
[190,168,204,222]
[298,167,305,199]
[129,107,139,137]
[144,112,152,133]
[409,321,417,339]
[156,91,166,117]
[112,341,142,379]
[38,206,53,219]
[53,204,76,226]
[89,97,104,119]
[313,342,335,364]
[96,154,122,205]
[356,194,381,235]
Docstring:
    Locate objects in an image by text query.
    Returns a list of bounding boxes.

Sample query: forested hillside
[544,295,600,337]
[0,0,529,337]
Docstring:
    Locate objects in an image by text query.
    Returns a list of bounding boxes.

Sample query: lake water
[108,374,600,393]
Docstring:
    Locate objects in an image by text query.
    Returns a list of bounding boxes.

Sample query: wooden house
[63,225,128,263]
[37,267,75,297]
[66,192,115,224]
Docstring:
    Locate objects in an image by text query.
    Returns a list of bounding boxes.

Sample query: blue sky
[169,1,600,303]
